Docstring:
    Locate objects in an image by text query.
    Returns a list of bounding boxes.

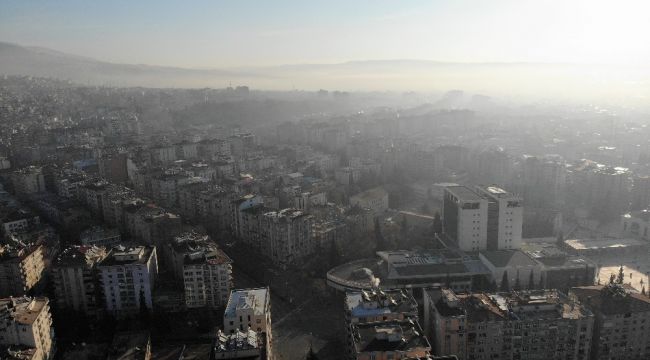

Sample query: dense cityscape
[2,1,650,360]
[0,74,648,359]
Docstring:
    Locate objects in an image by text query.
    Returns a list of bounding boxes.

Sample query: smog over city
[1,1,649,360]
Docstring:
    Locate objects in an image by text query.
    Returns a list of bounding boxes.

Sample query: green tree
[500,271,510,292]
[528,270,535,290]
[617,266,625,284]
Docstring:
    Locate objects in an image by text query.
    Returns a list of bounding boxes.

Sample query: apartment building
[260,209,314,269]
[97,246,158,316]
[0,297,55,360]
[0,244,46,298]
[224,288,272,359]
[51,245,107,316]
[423,288,594,360]
[166,232,233,308]
[570,284,650,360]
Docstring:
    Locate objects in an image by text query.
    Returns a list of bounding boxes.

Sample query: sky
[1,0,649,68]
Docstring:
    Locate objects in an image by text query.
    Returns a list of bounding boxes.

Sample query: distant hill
[0,42,258,88]
[1,41,648,104]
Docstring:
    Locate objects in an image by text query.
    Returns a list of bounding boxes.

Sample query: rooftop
[0,297,49,326]
[346,289,417,319]
[445,185,483,201]
[224,288,269,318]
[353,319,430,354]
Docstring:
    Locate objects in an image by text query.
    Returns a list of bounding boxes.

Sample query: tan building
[0,297,55,360]
[570,284,650,360]
[260,208,314,269]
[51,246,107,316]
[350,320,431,360]
[224,288,272,359]
[424,288,594,360]
[0,244,46,297]
[166,232,233,309]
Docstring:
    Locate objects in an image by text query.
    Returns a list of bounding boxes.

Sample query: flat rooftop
[446,185,483,201]
[565,237,646,251]
[224,288,269,318]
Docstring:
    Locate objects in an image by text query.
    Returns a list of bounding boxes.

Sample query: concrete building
[224,288,272,359]
[443,186,488,251]
[474,186,523,250]
[520,155,566,209]
[10,167,46,196]
[621,209,650,241]
[345,289,419,328]
[479,250,542,290]
[1,209,40,236]
[424,288,594,360]
[211,329,266,360]
[570,284,650,360]
[97,246,158,316]
[79,226,121,247]
[166,232,233,309]
[51,246,107,316]
[260,209,314,269]
[327,249,491,293]
[0,297,55,360]
[350,187,389,217]
[349,319,431,360]
[0,244,46,298]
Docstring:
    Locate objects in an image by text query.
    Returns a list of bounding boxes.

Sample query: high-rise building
[10,166,46,196]
[166,232,233,309]
[260,209,314,269]
[570,284,650,360]
[224,288,272,359]
[51,245,107,316]
[443,186,488,251]
[0,297,55,360]
[97,246,158,316]
[424,288,594,360]
[443,185,523,252]
[474,186,523,250]
[0,244,46,297]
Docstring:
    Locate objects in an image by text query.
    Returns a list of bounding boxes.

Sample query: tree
[401,216,408,236]
[583,265,593,285]
[643,286,646,296]
[528,270,535,290]
[538,273,545,289]
[617,266,625,284]
[500,271,510,292]
[374,218,386,252]
[514,269,521,291]
[432,212,442,235]
[328,239,340,269]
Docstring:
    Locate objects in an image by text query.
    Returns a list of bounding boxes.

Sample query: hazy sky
[2,0,649,68]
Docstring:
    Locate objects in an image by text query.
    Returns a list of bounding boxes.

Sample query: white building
[475,185,523,250]
[97,246,158,316]
[443,185,488,251]
[224,288,272,359]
